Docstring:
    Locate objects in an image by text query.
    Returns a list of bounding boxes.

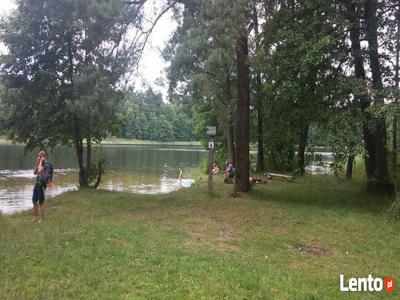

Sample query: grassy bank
[100,137,201,146]
[0,136,201,147]
[1,176,399,299]
[0,137,13,145]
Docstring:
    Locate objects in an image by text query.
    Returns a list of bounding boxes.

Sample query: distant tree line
[118,88,197,142]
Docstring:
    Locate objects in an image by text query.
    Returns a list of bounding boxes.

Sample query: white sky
[135,0,176,98]
[0,0,175,99]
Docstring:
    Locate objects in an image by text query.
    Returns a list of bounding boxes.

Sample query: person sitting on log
[224,160,235,183]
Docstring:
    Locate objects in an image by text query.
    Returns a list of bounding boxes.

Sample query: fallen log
[264,172,294,182]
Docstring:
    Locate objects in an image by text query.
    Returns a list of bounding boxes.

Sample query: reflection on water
[0,143,333,214]
[305,151,333,175]
[0,169,77,214]
[305,162,331,175]
[101,171,190,194]
[0,144,205,214]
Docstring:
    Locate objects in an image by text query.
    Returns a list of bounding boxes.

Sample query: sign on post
[206,126,216,136]
[207,126,216,194]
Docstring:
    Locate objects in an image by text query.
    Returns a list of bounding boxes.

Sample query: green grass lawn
[1,176,399,299]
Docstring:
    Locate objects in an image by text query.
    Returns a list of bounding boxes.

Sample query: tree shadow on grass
[250,175,394,216]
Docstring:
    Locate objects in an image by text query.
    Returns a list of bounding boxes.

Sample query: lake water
[304,152,332,175]
[0,144,205,214]
[0,143,333,214]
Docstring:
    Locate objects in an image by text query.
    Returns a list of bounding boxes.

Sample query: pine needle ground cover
[1,176,398,299]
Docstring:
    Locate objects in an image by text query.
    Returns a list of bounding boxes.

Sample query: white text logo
[339,274,395,292]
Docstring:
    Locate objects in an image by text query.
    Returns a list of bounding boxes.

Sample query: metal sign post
[207,126,216,194]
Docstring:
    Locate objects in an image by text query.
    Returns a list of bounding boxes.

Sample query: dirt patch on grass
[184,220,239,252]
[105,193,273,253]
[271,226,288,233]
[115,239,129,246]
[291,243,328,258]
[177,197,272,253]
[214,229,238,252]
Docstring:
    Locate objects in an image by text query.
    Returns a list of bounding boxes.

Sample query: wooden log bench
[264,172,294,182]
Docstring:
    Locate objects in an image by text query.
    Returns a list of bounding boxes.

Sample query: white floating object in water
[180,178,195,188]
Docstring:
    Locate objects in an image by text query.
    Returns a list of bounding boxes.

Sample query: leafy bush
[388,198,400,221]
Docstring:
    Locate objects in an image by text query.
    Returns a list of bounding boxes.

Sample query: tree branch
[130,1,180,68]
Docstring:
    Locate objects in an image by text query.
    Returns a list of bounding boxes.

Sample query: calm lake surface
[0,144,205,214]
[0,143,333,214]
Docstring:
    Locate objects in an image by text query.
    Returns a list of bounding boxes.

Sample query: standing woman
[32,150,47,223]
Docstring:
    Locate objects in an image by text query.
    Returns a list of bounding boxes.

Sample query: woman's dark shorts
[32,183,45,204]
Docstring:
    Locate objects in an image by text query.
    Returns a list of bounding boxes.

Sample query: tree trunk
[256,99,264,172]
[253,4,264,173]
[67,30,90,188]
[92,160,105,189]
[346,154,354,180]
[208,144,214,193]
[227,123,235,166]
[234,33,251,193]
[271,150,277,170]
[86,137,91,183]
[287,148,295,171]
[298,125,309,175]
[347,2,372,176]
[364,0,393,192]
[393,13,400,176]
[224,69,235,167]
[346,2,393,192]
[75,135,88,188]
[394,116,398,176]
